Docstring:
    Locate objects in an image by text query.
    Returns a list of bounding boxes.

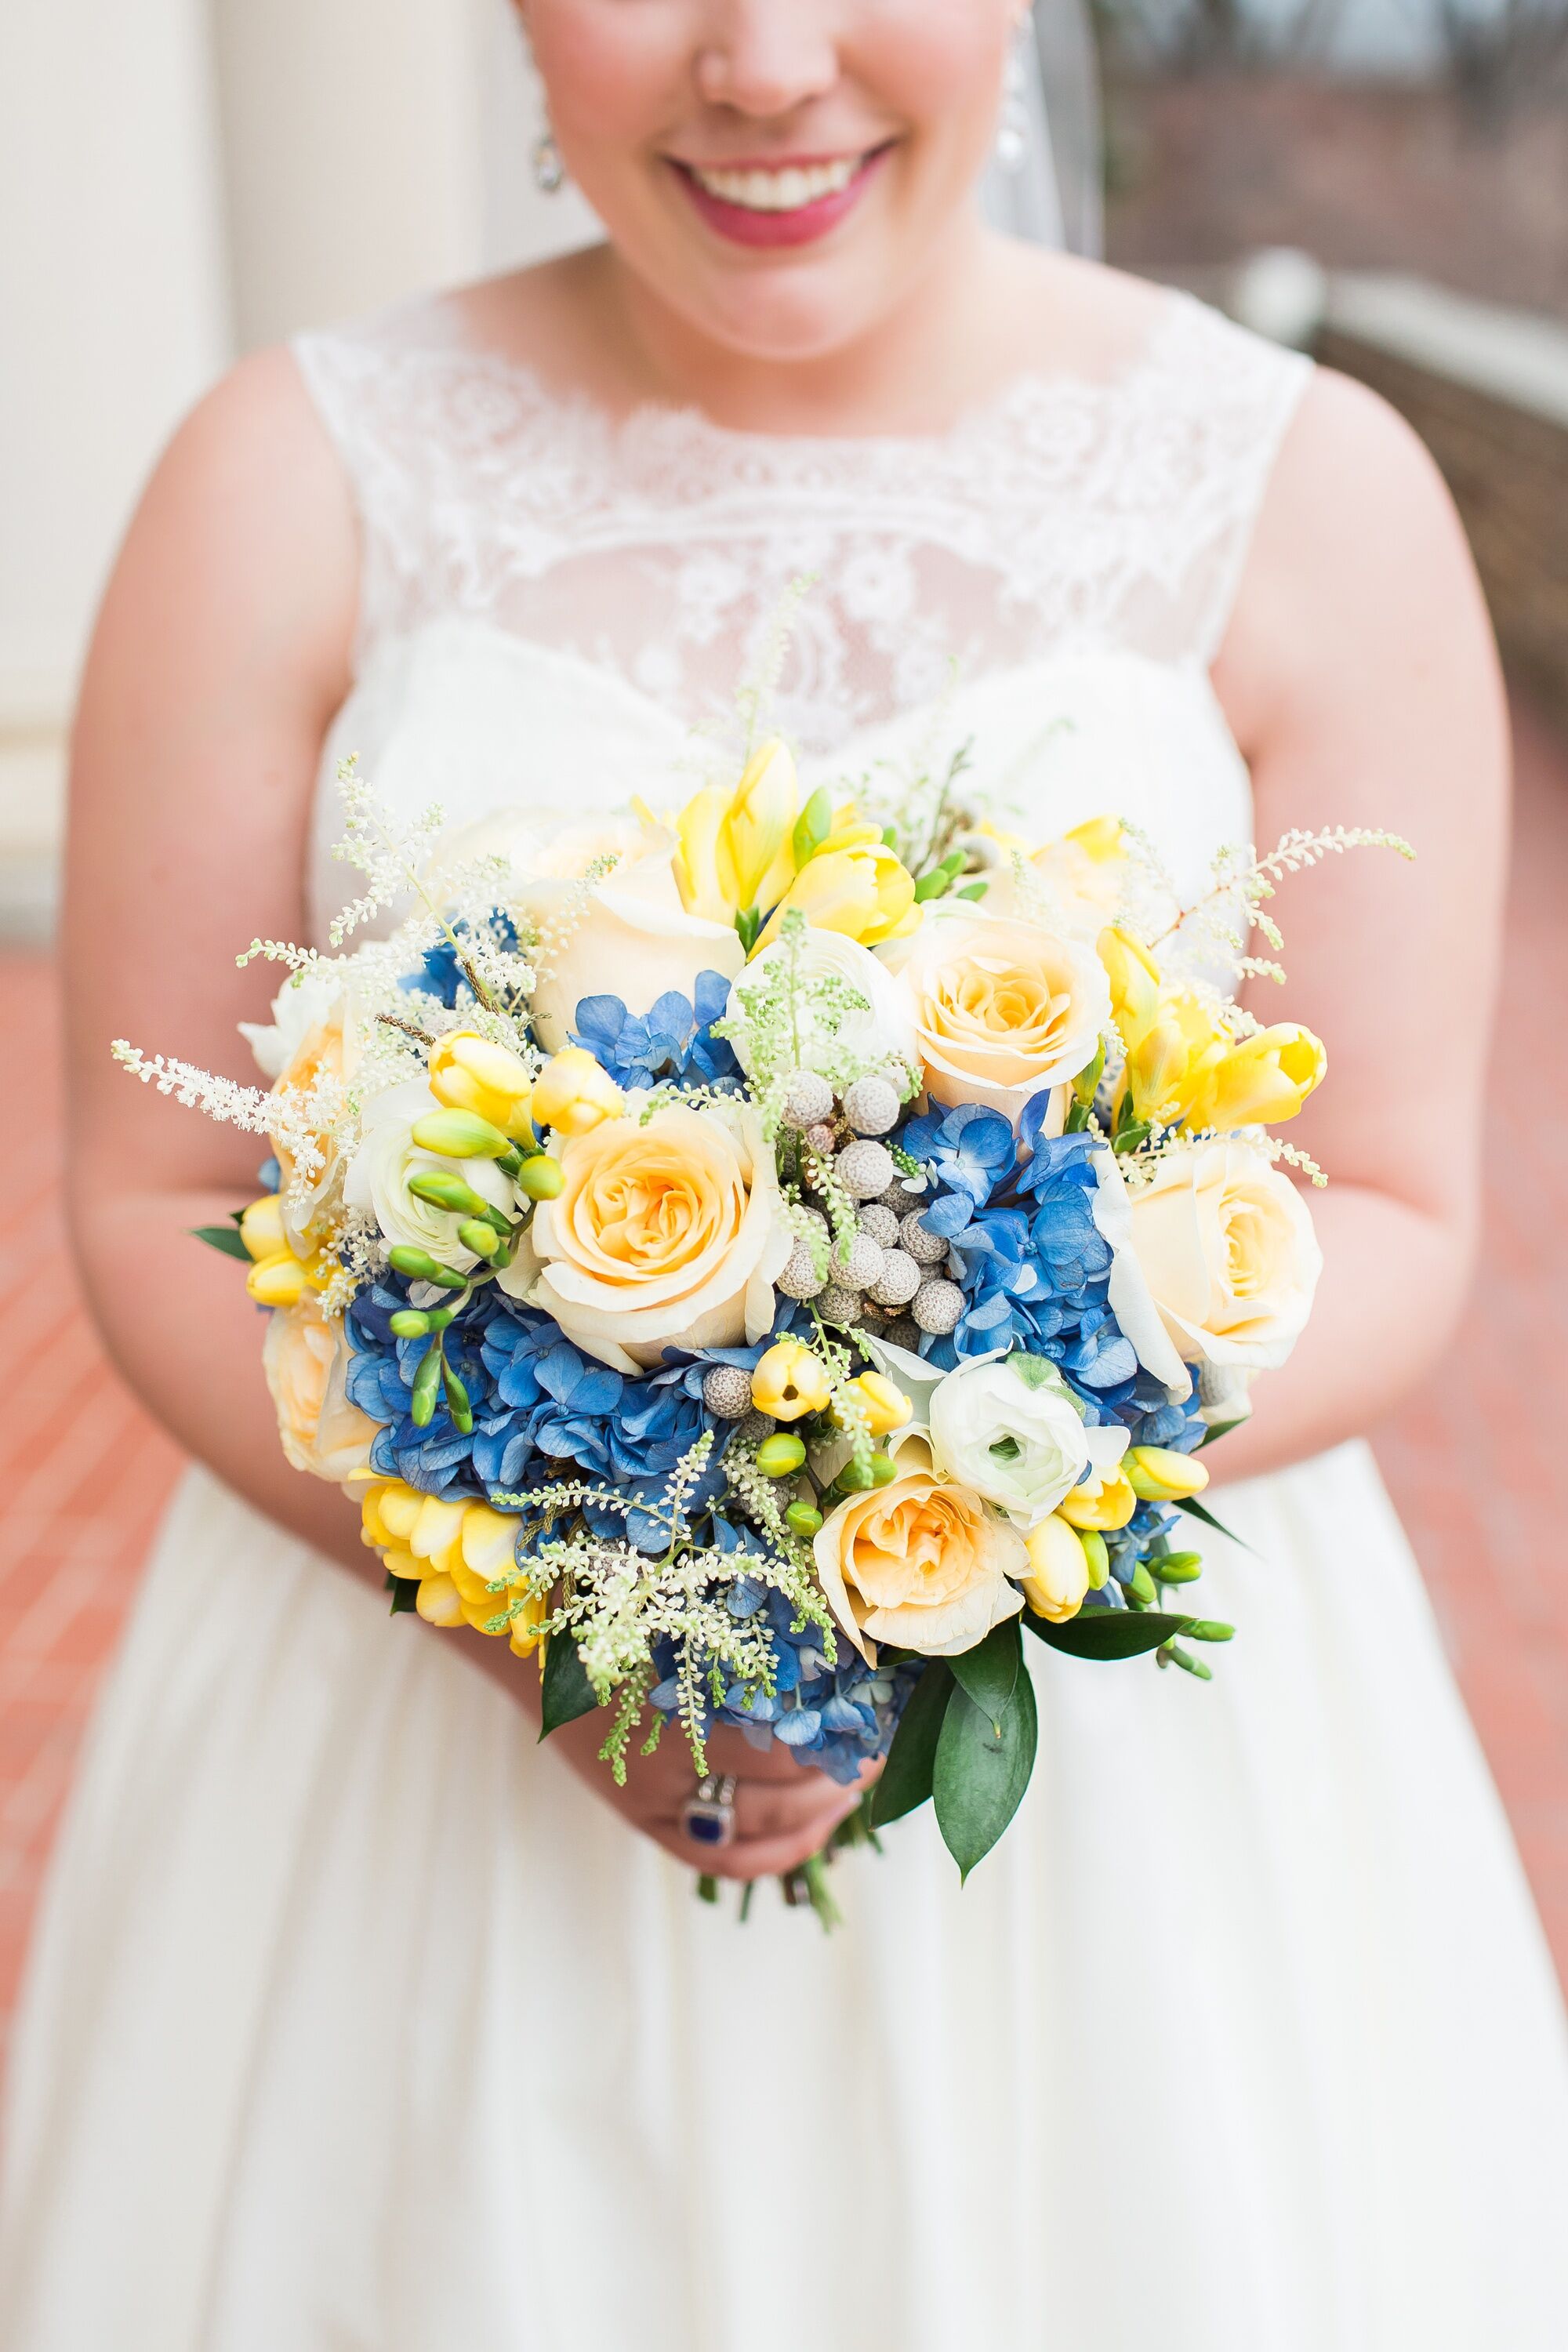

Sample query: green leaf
[1112,1120,1152,1156]
[384,1569,420,1617]
[792,786,832,867]
[1177,1495,1257,1555]
[949,1619,1022,1738]
[1023,1606,1194,1661]
[1063,1098,1094,1134]
[932,1672,1038,1883]
[191,1223,252,1262]
[953,881,989,902]
[539,1628,600,1739]
[1197,1417,1247,1450]
[870,1659,952,1827]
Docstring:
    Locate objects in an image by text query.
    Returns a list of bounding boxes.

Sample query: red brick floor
[2,700,1566,2055]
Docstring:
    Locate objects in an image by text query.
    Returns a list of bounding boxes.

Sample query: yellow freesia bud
[416,1573,466,1628]
[757,841,919,953]
[531,1047,626,1137]
[239,1193,286,1262]
[1098,924,1162,1053]
[1185,1024,1327,1133]
[1058,1469,1138,1533]
[833,1370,913,1439]
[717,737,798,915]
[1021,1512,1091,1624]
[672,785,732,924]
[750,1340,833,1423]
[428,1029,536,1140]
[245,1250,310,1308]
[1125,1446,1211,1504]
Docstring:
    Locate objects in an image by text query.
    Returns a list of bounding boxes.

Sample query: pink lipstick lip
[668,147,891,251]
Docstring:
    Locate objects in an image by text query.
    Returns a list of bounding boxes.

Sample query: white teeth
[691,157,859,212]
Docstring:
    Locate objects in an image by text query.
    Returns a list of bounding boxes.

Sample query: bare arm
[1210,368,1509,1480]
[64,354,862,1877]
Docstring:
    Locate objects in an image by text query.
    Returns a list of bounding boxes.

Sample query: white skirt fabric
[3,1441,1566,2351]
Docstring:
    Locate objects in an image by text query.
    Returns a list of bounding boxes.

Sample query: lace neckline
[401,281,1194,466]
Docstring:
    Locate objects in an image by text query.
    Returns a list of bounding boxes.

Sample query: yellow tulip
[531,1047,626,1138]
[750,1340,833,1422]
[239,1193,286,1262]
[757,841,919,953]
[1097,924,1162,1053]
[245,1250,310,1308]
[1125,1446,1210,1504]
[1123,990,1229,1128]
[672,785,734,924]
[716,738,799,915]
[1021,1512,1092,1624]
[1185,1024,1327,1133]
[1058,1469,1138,1533]
[833,1370,913,1439]
[428,1029,536,1140]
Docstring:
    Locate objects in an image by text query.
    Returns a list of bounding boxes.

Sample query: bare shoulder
[1217,361,1500,758]
[101,342,357,718]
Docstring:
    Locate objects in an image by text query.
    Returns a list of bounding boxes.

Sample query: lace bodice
[292,285,1310,941]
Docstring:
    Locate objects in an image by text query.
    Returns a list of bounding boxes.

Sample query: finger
[688,1810,862,1882]
[702,1726,828,1785]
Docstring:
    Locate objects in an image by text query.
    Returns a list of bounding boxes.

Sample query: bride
[5,2,1566,2344]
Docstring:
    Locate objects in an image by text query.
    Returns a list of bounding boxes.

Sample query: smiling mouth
[686,155,864,213]
[668,147,891,248]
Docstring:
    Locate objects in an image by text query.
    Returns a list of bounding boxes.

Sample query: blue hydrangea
[400,910,519,1011]
[571,972,742,1091]
[902,1101,1017,1209]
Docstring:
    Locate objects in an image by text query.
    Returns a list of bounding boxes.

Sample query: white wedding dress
[4,286,1566,2351]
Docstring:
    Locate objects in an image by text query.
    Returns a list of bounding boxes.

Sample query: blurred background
[2,0,1566,2042]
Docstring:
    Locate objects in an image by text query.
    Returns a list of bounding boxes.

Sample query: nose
[694,0,840,120]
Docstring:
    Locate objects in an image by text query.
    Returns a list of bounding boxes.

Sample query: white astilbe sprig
[326,756,446,946]
[111,1043,274,1133]
[234,938,337,985]
[1155,826,1415,979]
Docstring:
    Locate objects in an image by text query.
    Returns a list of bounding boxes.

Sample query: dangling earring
[995,15,1033,176]
[533,125,566,195]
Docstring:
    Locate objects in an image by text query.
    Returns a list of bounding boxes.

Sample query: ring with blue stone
[682,1774,738,1850]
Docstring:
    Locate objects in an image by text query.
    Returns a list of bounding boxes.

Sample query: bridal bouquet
[115,729,1403,1917]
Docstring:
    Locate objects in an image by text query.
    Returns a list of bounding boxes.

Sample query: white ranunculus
[499,1096,792,1374]
[263,1298,379,1483]
[927,1353,1127,1531]
[495,815,745,1054]
[726,925,919,1080]
[891,902,1111,1130]
[1111,1137,1323,1375]
[240,969,347,1082]
[344,1080,515,1274]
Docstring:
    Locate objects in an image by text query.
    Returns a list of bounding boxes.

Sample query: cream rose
[501,1098,791,1374]
[813,1432,1028,1661]
[498,815,746,1054]
[893,907,1110,1128]
[928,1354,1128,1531]
[263,993,358,1258]
[1115,1138,1323,1374]
[343,1080,516,1274]
[263,1298,379,1483]
[725,924,919,1081]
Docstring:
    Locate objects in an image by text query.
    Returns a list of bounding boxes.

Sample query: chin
[674,261,903,366]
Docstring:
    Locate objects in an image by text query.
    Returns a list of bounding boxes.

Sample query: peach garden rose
[501,1098,792,1374]
[813,1434,1029,1661]
[893,907,1110,1129]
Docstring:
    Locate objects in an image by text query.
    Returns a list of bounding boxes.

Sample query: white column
[0,0,230,932]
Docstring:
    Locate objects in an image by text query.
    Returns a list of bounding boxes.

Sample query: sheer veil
[982,0,1104,260]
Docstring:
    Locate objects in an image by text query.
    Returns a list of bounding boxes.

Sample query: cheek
[851,3,1012,138]
[526,6,684,151]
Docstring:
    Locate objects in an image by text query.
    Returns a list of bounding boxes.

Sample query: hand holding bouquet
[118,724,1406,1918]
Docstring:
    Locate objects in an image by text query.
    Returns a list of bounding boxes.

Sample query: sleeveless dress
[4,288,1566,2352]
